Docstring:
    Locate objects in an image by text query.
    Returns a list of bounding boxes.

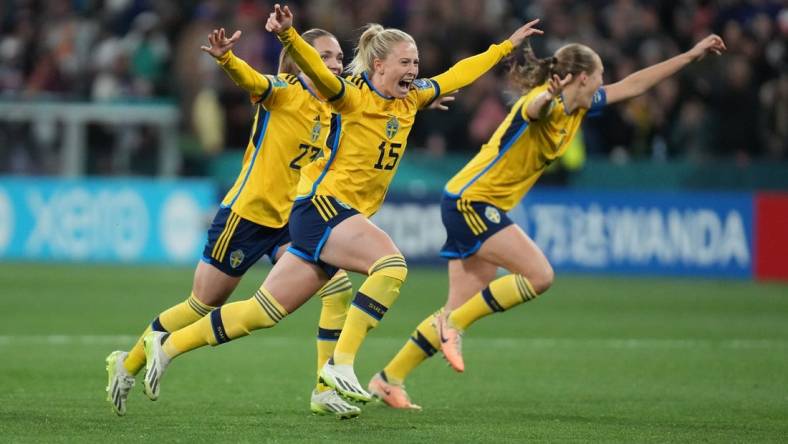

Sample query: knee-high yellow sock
[332,254,408,366]
[124,293,215,375]
[161,287,287,359]
[314,272,352,391]
[449,274,537,331]
[383,312,440,385]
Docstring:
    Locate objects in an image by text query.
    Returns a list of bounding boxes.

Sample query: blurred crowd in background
[0,0,785,176]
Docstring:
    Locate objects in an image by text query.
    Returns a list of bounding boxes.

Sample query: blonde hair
[509,42,600,92]
[347,23,416,77]
[278,28,336,75]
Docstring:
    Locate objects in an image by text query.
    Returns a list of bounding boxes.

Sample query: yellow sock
[332,254,408,366]
[383,312,440,385]
[162,287,287,359]
[449,274,537,331]
[124,293,214,375]
[314,272,352,391]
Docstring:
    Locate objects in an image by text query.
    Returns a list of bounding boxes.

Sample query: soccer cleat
[310,389,362,419]
[436,311,465,372]
[318,361,372,403]
[105,351,135,416]
[142,331,171,401]
[368,372,421,410]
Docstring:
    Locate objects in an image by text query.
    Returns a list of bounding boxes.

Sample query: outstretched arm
[266,4,344,101]
[430,19,543,94]
[525,73,573,120]
[604,34,726,105]
[202,28,272,98]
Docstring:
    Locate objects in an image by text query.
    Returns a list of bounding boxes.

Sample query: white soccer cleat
[105,350,135,416]
[142,331,171,401]
[310,389,362,419]
[318,361,372,403]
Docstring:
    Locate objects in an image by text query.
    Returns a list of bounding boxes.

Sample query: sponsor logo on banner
[372,190,753,278]
[0,189,12,254]
[0,178,213,264]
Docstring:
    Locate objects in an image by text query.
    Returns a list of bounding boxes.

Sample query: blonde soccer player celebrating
[369,34,727,409]
[105,27,363,418]
[139,4,543,408]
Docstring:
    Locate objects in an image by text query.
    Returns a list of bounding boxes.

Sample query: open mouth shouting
[396,77,414,95]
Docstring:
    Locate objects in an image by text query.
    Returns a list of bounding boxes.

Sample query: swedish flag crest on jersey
[386,116,399,140]
[310,118,322,143]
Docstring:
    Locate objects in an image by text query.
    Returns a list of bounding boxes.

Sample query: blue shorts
[201,207,291,277]
[439,195,513,259]
[287,195,359,278]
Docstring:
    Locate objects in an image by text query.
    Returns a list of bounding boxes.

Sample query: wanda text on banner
[374,190,754,279]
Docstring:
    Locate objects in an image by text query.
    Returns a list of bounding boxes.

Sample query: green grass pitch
[1,263,787,442]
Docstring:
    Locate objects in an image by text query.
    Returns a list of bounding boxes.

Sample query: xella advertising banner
[0,178,215,264]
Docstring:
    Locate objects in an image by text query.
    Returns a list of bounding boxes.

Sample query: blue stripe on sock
[210,308,230,344]
[317,327,342,341]
[410,331,438,356]
[481,287,504,312]
[351,292,388,321]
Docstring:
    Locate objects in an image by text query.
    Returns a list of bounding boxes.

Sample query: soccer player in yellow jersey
[138,3,542,408]
[106,27,362,418]
[370,34,728,409]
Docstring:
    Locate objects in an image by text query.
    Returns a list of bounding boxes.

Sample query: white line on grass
[0,335,785,349]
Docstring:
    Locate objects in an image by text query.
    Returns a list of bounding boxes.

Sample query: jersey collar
[296,74,322,100]
[362,72,394,100]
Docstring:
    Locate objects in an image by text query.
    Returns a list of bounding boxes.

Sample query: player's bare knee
[531,264,554,295]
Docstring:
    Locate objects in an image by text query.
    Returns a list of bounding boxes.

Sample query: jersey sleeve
[586,87,607,117]
[277,27,362,113]
[411,78,441,109]
[429,40,514,95]
[519,84,551,122]
[216,51,274,103]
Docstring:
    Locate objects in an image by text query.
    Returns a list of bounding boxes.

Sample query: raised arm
[202,28,272,97]
[431,19,543,94]
[604,34,726,105]
[266,5,344,101]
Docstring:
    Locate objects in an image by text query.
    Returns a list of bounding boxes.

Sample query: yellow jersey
[445,83,607,211]
[278,27,514,217]
[216,51,334,227]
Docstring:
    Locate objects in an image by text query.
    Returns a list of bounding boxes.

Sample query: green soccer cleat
[310,389,361,419]
[318,361,372,403]
[142,331,171,401]
[105,351,135,416]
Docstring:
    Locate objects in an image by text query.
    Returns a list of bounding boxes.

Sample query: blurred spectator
[0,0,785,175]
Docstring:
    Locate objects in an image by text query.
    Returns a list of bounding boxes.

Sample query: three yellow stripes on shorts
[211,211,242,262]
[312,195,338,222]
[457,199,487,235]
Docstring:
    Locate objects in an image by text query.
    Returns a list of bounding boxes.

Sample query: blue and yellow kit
[440,83,607,258]
[202,50,334,276]
[276,27,515,266]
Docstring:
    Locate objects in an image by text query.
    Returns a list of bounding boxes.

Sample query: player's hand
[546,73,573,99]
[687,34,727,61]
[428,95,456,111]
[506,19,543,47]
[200,28,241,59]
[265,4,294,33]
